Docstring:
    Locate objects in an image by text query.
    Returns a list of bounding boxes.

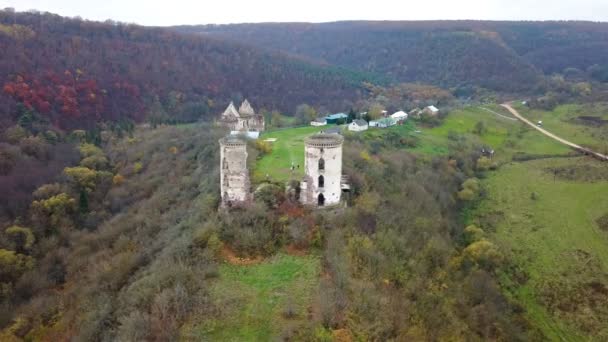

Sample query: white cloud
[2,0,607,26]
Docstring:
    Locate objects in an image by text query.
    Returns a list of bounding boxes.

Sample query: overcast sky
[2,0,607,26]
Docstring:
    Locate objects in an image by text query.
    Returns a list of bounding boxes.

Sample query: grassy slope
[186,254,320,340]
[473,158,608,340]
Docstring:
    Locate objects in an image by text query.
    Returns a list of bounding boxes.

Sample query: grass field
[254,126,329,183]
[397,106,569,159]
[512,103,608,153]
[187,254,321,341]
[471,157,608,340]
[254,106,572,183]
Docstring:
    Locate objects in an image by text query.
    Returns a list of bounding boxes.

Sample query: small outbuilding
[311,117,327,126]
[348,119,369,132]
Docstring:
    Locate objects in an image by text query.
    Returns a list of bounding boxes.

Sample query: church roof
[221,102,240,121]
[239,99,255,117]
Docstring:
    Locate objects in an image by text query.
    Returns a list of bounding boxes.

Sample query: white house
[424,105,439,116]
[390,111,408,122]
[311,118,327,126]
[370,117,396,128]
[348,119,368,132]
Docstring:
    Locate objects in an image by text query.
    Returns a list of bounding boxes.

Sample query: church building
[219,100,265,132]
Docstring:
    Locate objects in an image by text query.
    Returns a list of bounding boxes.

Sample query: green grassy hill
[185,254,320,340]
[472,158,608,340]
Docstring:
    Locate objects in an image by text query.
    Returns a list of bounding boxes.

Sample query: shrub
[458,178,480,201]
[112,174,125,186]
[19,136,49,159]
[5,226,35,252]
[3,125,27,144]
[476,156,493,171]
[463,225,484,244]
[463,239,503,270]
[0,145,18,175]
[0,249,35,286]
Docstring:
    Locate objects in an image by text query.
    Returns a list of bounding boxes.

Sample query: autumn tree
[295,104,317,125]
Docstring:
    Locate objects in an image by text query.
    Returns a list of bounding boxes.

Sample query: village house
[311,117,327,126]
[390,111,408,123]
[423,105,440,116]
[324,113,349,124]
[369,117,396,128]
[218,99,265,132]
[348,119,368,132]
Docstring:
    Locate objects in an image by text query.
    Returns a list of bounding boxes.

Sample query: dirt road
[500,103,608,161]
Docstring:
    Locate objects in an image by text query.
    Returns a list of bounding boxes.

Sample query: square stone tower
[219,136,250,206]
[301,133,344,207]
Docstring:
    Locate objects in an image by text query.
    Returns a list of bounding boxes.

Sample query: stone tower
[219,136,250,206]
[301,133,344,207]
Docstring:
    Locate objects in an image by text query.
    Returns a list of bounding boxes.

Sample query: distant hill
[174,21,608,92]
[0,11,374,130]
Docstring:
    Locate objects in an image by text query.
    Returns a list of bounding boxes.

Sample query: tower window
[318,175,324,188]
[318,158,325,170]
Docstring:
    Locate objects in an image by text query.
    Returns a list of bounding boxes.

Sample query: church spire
[239,99,255,117]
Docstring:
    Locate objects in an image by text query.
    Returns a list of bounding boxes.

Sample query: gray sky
[2,0,607,26]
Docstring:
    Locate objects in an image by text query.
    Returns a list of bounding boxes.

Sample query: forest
[177,21,608,92]
[0,10,372,132]
[0,121,540,340]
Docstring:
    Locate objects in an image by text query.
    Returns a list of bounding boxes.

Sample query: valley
[1,7,608,341]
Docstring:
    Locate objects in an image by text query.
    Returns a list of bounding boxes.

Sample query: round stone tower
[301,133,344,207]
[219,136,250,206]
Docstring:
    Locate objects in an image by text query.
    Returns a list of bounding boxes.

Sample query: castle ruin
[300,133,344,207]
[219,136,250,206]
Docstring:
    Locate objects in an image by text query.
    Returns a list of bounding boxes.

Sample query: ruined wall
[302,134,343,206]
[219,137,250,205]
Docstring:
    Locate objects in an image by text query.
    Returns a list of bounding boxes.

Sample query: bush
[3,125,27,144]
[19,136,49,159]
[5,226,35,252]
[463,225,484,245]
[463,239,503,270]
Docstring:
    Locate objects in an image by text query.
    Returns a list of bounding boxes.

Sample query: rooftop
[219,135,247,146]
[325,113,349,120]
[305,133,344,147]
